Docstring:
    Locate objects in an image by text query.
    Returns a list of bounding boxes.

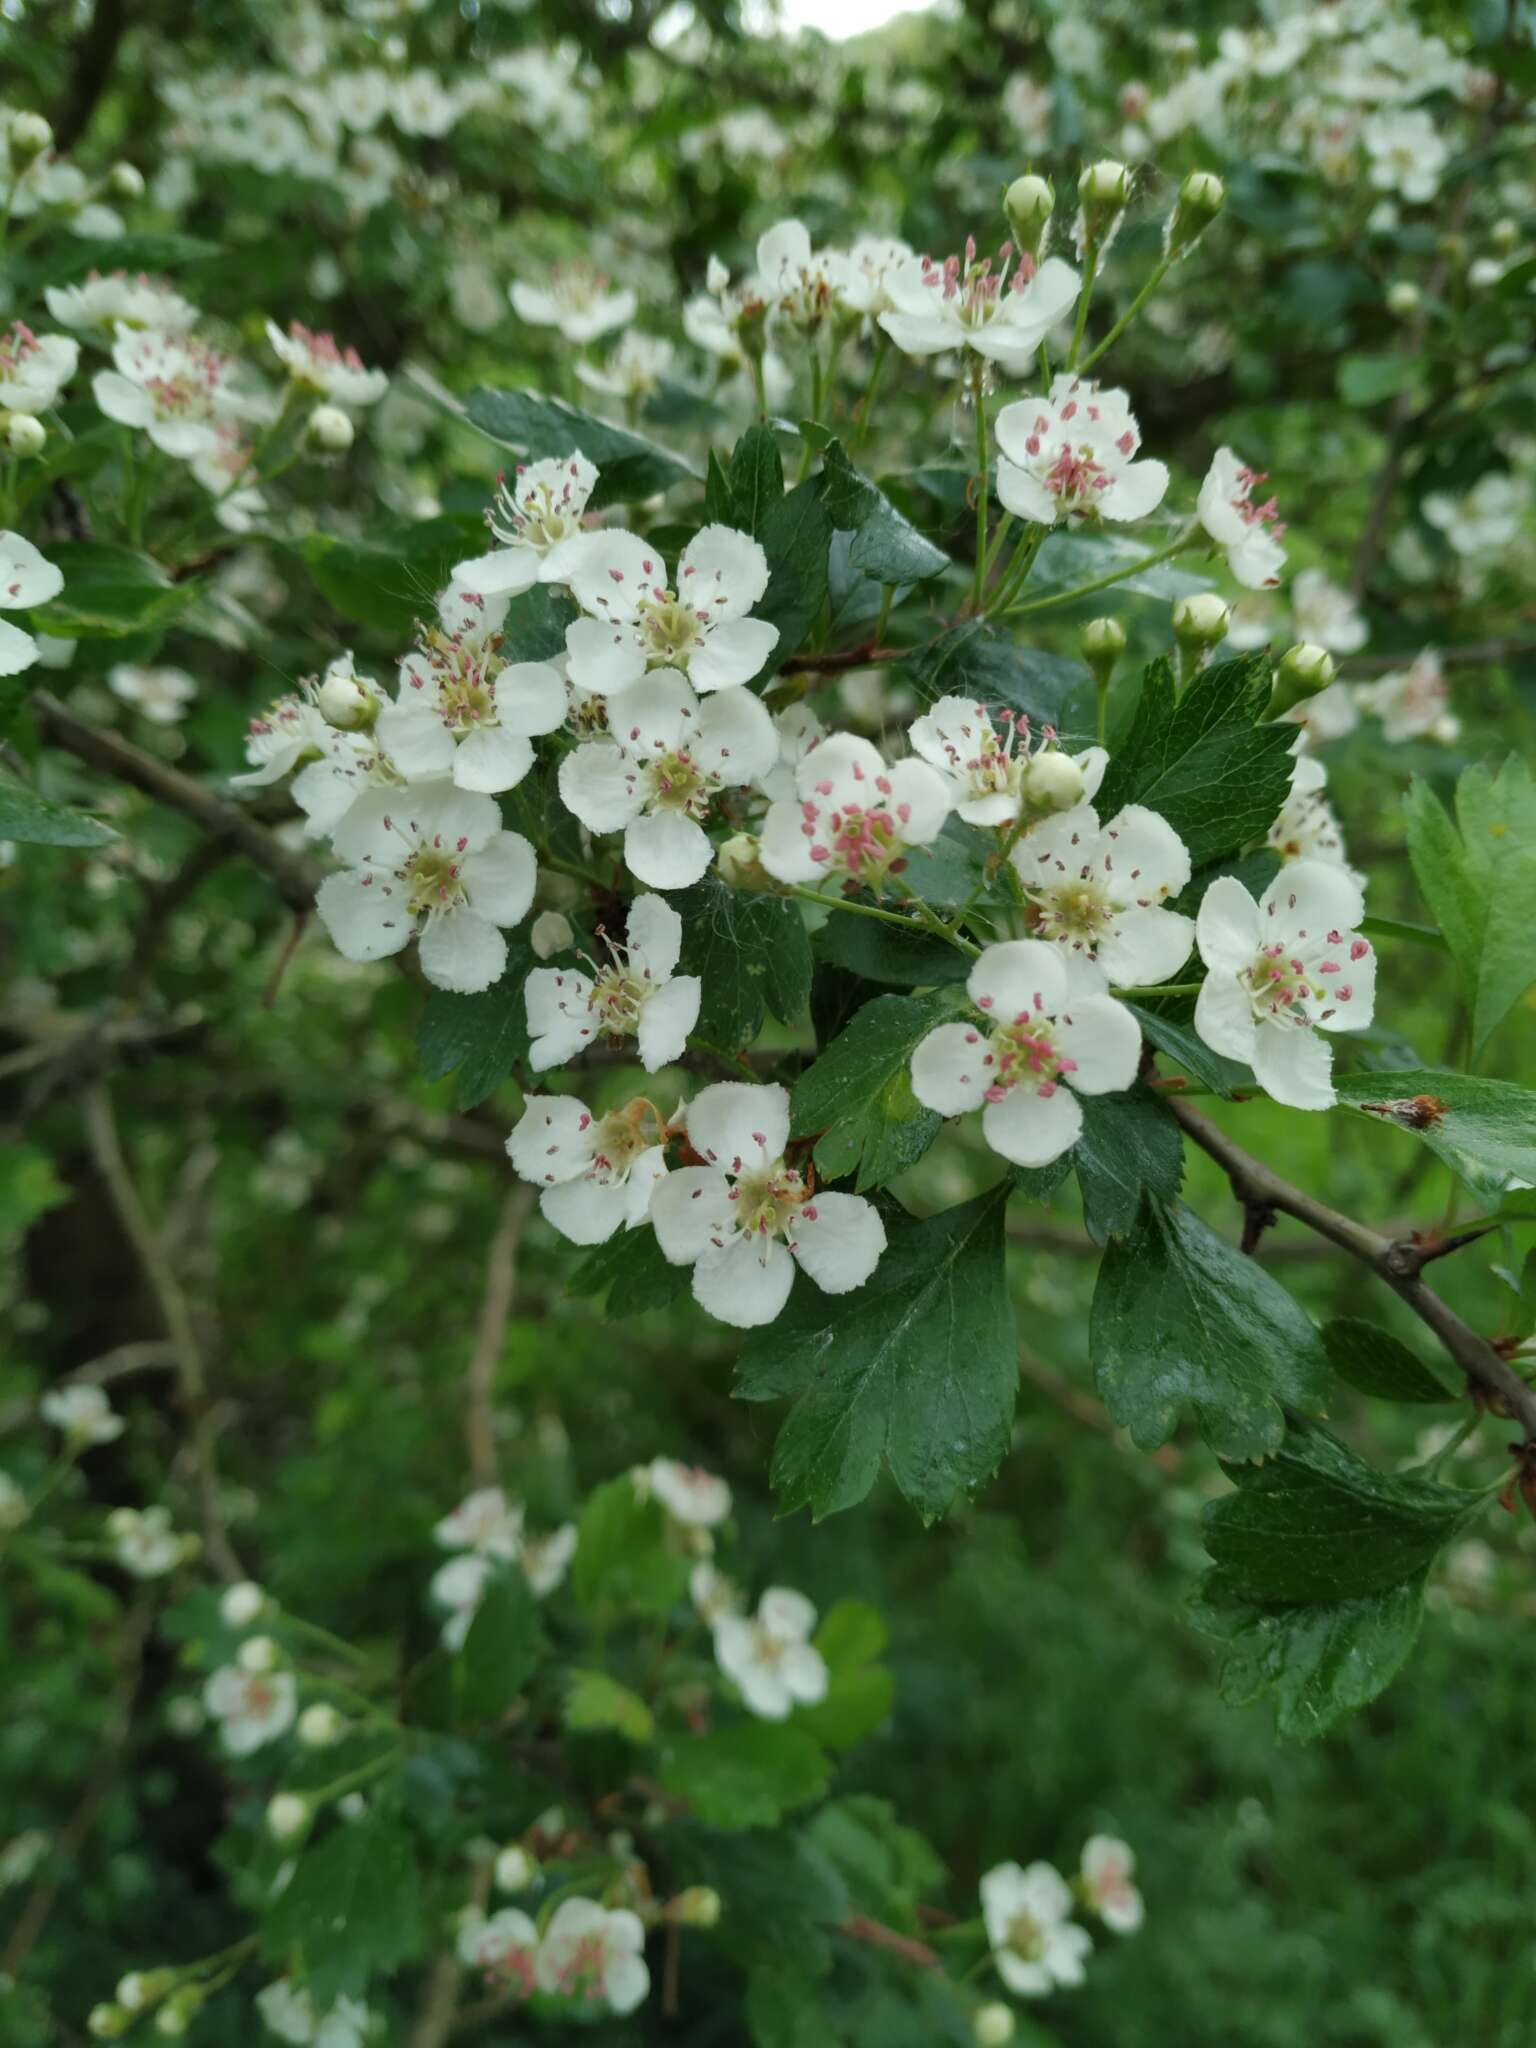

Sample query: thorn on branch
[1382,1222,1499,1278]
[1239,1199,1278,1256]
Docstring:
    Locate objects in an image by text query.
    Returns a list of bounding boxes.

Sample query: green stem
[850,331,890,452]
[748,351,768,418]
[1360,914,1448,953]
[1112,981,1204,999]
[1066,245,1101,369]
[1096,677,1109,745]
[890,880,982,956]
[787,884,977,956]
[874,582,895,646]
[1076,255,1174,376]
[1000,529,1193,619]
[986,522,1048,616]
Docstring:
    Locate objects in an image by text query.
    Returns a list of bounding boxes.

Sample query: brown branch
[838,1913,940,1969]
[33,693,321,914]
[1342,637,1536,677]
[1167,1098,1536,1442]
[464,1185,535,1490]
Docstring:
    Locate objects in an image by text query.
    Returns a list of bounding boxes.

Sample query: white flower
[233,694,330,789]
[333,69,392,132]
[911,940,1141,1167]
[454,453,599,600]
[840,236,916,318]
[647,1458,731,1528]
[431,1552,494,1650]
[878,243,1081,375]
[391,69,458,138]
[255,1982,371,2048]
[713,1586,829,1719]
[565,525,778,697]
[377,599,565,796]
[1194,862,1376,1110]
[577,332,675,403]
[108,663,196,724]
[980,1861,1092,1996]
[1358,649,1458,743]
[1079,1835,1144,1934]
[93,327,255,459]
[0,322,78,412]
[519,1522,576,1597]
[1363,108,1449,203]
[1197,448,1287,589]
[1422,473,1524,558]
[0,529,64,676]
[511,262,636,346]
[44,272,199,335]
[650,1081,885,1328]
[993,377,1168,526]
[757,700,825,804]
[457,1906,539,1994]
[190,424,267,531]
[758,732,950,890]
[1267,756,1354,871]
[203,1664,297,1753]
[1283,679,1360,751]
[507,1093,669,1244]
[1289,568,1367,655]
[536,1897,650,2015]
[434,1487,524,1559]
[265,321,387,406]
[107,1505,182,1577]
[1009,802,1193,987]
[41,1383,124,1445]
[755,218,849,330]
[558,671,776,888]
[908,696,1106,829]
[315,784,536,994]
[691,1560,740,1622]
[524,893,700,1073]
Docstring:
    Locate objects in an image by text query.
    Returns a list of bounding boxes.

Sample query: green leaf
[736,1186,1017,1521]
[746,1968,846,2048]
[1337,352,1419,406]
[30,542,198,639]
[675,879,812,1049]
[1334,1068,1536,1200]
[497,583,579,663]
[812,910,971,988]
[1125,999,1254,1098]
[1090,1194,1331,1459]
[416,934,536,1110]
[1094,653,1296,868]
[1322,1318,1459,1404]
[25,232,219,286]
[1403,759,1536,1053]
[661,1721,830,1829]
[753,479,833,682]
[1072,1087,1184,1244]
[262,1814,423,2002]
[901,619,1089,733]
[790,992,951,1192]
[0,1144,70,1241]
[817,442,950,584]
[727,424,786,532]
[456,1569,545,1720]
[792,1601,894,1750]
[1032,530,1212,602]
[568,1225,691,1318]
[0,773,116,848]
[298,516,482,638]
[565,1667,655,1745]
[572,1475,688,1619]
[463,387,697,508]
[668,1826,849,1974]
[805,1794,944,1928]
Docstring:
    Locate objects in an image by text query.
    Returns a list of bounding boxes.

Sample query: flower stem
[850,331,890,452]
[1076,256,1174,376]
[788,884,977,957]
[1112,981,1203,999]
[999,529,1193,619]
[1066,245,1101,369]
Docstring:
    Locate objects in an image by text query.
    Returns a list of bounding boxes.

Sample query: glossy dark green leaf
[900,619,1090,734]
[1322,1317,1459,1404]
[568,1225,691,1318]
[675,879,812,1048]
[812,908,971,988]
[457,1568,545,1720]
[416,933,536,1110]
[1335,1068,1536,1200]
[790,991,951,1192]
[463,386,697,506]
[817,441,949,584]
[31,541,198,639]
[572,1475,688,1619]
[262,1814,423,2002]
[668,1826,848,1975]
[1124,1000,1254,1098]
[753,478,833,682]
[0,774,116,848]
[661,1721,830,1829]
[1073,1087,1184,1244]
[299,516,482,638]
[791,1602,894,1751]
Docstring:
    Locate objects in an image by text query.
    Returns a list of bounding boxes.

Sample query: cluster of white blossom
[978,1835,1142,2017]
[429,1484,576,1647]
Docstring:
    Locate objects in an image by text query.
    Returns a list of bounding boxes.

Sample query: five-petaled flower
[758,732,950,890]
[93,325,256,459]
[994,374,1169,526]
[908,696,1106,829]
[265,320,387,405]
[712,1586,829,1719]
[535,1898,650,2014]
[203,1664,297,1754]
[980,1860,1093,1997]
[1009,802,1193,987]
[0,529,64,676]
[524,893,701,1074]
[510,262,637,346]
[1197,446,1287,589]
[565,524,779,697]
[647,1457,731,1528]
[454,452,600,599]
[878,241,1081,375]
[507,1092,670,1243]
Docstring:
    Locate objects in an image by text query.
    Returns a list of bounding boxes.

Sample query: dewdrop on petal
[309,404,355,453]
[7,414,46,457]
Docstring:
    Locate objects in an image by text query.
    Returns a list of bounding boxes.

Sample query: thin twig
[1342,637,1536,676]
[411,1860,493,2048]
[465,1185,535,1489]
[838,1913,940,1969]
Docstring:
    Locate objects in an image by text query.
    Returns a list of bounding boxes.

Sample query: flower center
[490,467,587,554]
[801,793,910,885]
[0,321,40,374]
[411,628,505,734]
[1232,465,1286,535]
[643,746,710,815]
[730,1162,809,1241]
[637,591,702,665]
[550,261,609,315]
[1006,1910,1045,1962]
[982,1012,1077,1104]
[920,237,1035,330]
[1027,876,1115,950]
[557,1932,610,1999]
[403,842,470,918]
[588,1101,664,1181]
[1241,944,1348,1024]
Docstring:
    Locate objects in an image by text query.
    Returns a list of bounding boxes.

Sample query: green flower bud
[108,162,145,200]
[1172,592,1231,647]
[1385,281,1420,317]
[1080,614,1126,686]
[8,113,53,164]
[117,1969,176,2012]
[308,404,355,454]
[974,2004,1016,2046]
[266,1792,310,1842]
[88,2008,130,2041]
[674,1885,723,1928]
[297,1702,345,1748]
[1026,749,1086,813]
[7,414,46,457]
[155,1986,202,2036]
[1004,174,1055,258]
[1167,170,1225,256]
[1270,642,1337,715]
[494,1845,537,1892]
[1080,160,1132,209]
[715,832,775,892]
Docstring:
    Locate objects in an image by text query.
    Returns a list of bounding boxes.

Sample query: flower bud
[108,162,145,200]
[715,831,775,892]
[529,909,574,960]
[219,1580,264,1628]
[1172,592,1230,647]
[1080,613,1126,689]
[308,404,354,453]
[1167,169,1225,256]
[1270,642,1336,716]
[1385,281,1420,318]
[1491,217,1520,252]
[494,1844,536,1892]
[88,2007,130,2040]
[974,2004,1016,2047]
[673,1885,722,1928]
[8,112,53,164]
[155,1988,202,2036]
[266,1792,310,1841]
[7,414,46,457]
[1004,174,1055,258]
[1080,160,1132,208]
[297,1702,345,1748]
[314,660,378,730]
[1026,749,1085,813]
[116,1972,173,2012]
[237,1633,280,1674]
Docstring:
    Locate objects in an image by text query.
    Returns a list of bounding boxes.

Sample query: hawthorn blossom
[841,235,916,318]
[203,1663,297,1753]
[691,1560,740,1622]
[1422,473,1525,559]
[981,1862,1092,1997]
[265,321,387,406]
[190,425,268,532]
[0,530,64,675]
[565,525,779,697]
[507,1093,669,1243]
[878,242,1081,375]
[558,670,776,888]
[378,599,565,795]
[650,1081,885,1328]
[430,1552,495,1651]
[524,894,700,1073]
[41,1384,123,1445]
[1079,1836,1144,1934]
[1193,861,1376,1109]
[108,663,196,724]
[510,262,636,346]
[434,1487,524,1559]
[457,1908,539,1997]
[519,1522,577,1597]
[316,785,536,993]
[44,272,199,335]
[756,701,825,804]
[392,69,458,138]
[755,218,849,330]
[647,1458,731,1528]
[576,333,675,404]
[1290,568,1368,654]
[454,453,599,599]
[0,322,78,412]
[1362,108,1448,202]
[908,697,1106,829]
[713,1587,829,1719]
[107,1506,183,1578]
[255,1981,372,2048]
[93,327,255,459]
[912,940,1140,1166]
[536,1898,650,2015]
[993,377,1169,526]
[1009,803,1193,987]
[1267,756,1354,871]
[1197,447,1287,589]
[1357,649,1459,743]
[233,694,330,789]
[758,733,950,890]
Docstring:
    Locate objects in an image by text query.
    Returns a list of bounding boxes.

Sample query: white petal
[564,615,647,696]
[375,702,456,780]
[636,975,700,1070]
[507,1096,596,1186]
[1197,875,1262,974]
[757,796,822,884]
[1099,458,1169,522]
[1097,906,1194,988]
[568,530,654,622]
[693,1233,795,1327]
[625,809,712,889]
[910,1021,992,1115]
[687,1081,790,1173]
[558,739,641,834]
[418,910,508,993]
[451,545,539,598]
[613,667,697,753]
[461,831,535,926]
[994,460,1059,525]
[789,1192,885,1294]
[0,530,64,608]
[1259,859,1365,945]
[680,523,771,613]
[693,687,778,786]
[1054,995,1141,1094]
[982,1085,1083,1167]
[0,618,40,674]
[968,939,1070,1022]
[496,661,568,738]
[453,725,534,794]
[651,1166,735,1263]
[315,871,411,962]
[1251,1019,1335,1110]
[688,616,780,694]
[541,1174,635,1245]
[525,966,596,1069]
[1194,970,1259,1061]
[1100,804,1192,902]
[885,758,952,846]
[626,892,683,979]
